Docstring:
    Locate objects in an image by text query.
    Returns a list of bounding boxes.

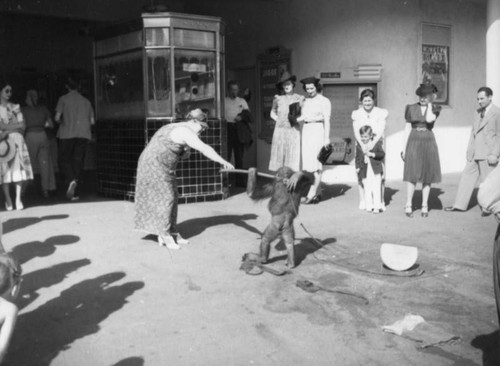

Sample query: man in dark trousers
[224,80,250,186]
[445,87,500,215]
[55,77,95,201]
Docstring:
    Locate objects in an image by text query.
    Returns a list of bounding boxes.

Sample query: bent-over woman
[134,109,234,250]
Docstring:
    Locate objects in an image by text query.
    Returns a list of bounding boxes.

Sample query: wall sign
[257,46,291,143]
[320,72,341,79]
[420,23,451,105]
[421,44,449,104]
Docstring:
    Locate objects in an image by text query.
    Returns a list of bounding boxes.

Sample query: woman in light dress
[297,77,331,204]
[269,72,303,172]
[135,109,234,250]
[352,88,388,211]
[0,81,33,211]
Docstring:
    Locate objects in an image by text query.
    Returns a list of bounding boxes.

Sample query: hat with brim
[0,138,15,164]
[276,71,297,88]
[300,76,320,85]
[380,243,418,271]
[415,83,438,97]
[186,108,209,129]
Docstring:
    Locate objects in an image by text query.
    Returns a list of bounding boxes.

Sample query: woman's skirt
[134,152,178,236]
[25,131,56,191]
[301,122,324,172]
[403,129,441,184]
[269,125,301,171]
[1,132,33,184]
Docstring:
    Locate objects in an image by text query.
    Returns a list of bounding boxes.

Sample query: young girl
[355,125,385,213]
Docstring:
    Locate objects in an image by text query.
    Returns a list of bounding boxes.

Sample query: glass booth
[94,12,225,202]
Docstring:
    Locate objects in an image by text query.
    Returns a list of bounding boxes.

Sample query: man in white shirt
[224,80,249,186]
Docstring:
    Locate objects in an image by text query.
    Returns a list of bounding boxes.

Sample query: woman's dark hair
[359,89,376,102]
[302,80,322,93]
[0,77,11,91]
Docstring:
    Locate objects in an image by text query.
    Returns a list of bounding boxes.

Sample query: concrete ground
[2,173,499,366]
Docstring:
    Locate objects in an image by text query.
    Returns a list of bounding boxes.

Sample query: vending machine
[93,12,225,202]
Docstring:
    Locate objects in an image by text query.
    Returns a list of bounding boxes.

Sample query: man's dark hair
[66,77,79,90]
[478,86,493,96]
[227,80,239,90]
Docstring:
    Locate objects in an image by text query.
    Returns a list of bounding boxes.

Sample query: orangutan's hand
[286,172,303,192]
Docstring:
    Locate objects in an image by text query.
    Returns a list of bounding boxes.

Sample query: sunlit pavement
[2,173,499,366]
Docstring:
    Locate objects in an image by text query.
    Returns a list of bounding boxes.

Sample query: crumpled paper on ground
[382,314,461,349]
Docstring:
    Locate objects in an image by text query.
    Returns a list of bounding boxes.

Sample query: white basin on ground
[380,243,418,271]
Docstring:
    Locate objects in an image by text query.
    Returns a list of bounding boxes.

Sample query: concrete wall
[187,0,487,181]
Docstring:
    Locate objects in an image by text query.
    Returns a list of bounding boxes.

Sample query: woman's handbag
[288,102,301,127]
[317,144,333,164]
[317,137,353,165]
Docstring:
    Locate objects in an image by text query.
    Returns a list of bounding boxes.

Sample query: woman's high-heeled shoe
[16,199,23,211]
[158,235,180,250]
[5,202,12,211]
[421,205,429,218]
[173,233,189,245]
[304,195,321,205]
[405,205,413,218]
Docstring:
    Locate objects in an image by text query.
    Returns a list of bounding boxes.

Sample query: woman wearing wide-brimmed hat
[268,71,304,172]
[402,83,442,218]
[134,109,234,250]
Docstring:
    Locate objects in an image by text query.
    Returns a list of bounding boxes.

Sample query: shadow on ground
[11,235,80,264]
[6,272,144,366]
[3,215,69,234]
[384,186,399,207]
[111,357,145,366]
[321,184,352,202]
[271,237,336,267]
[471,330,500,366]
[410,187,445,211]
[18,258,92,310]
[176,214,261,239]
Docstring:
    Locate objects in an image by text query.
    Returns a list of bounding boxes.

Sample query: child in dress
[0,252,21,363]
[355,125,385,213]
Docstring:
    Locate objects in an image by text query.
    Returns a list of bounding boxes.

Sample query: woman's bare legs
[15,183,23,210]
[405,182,415,217]
[2,184,12,211]
[421,184,431,217]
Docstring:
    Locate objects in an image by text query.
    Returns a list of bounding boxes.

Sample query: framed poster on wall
[256,46,291,143]
[421,44,449,104]
[420,23,451,105]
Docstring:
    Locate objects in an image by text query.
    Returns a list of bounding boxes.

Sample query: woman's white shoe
[158,235,181,250]
[173,233,189,245]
